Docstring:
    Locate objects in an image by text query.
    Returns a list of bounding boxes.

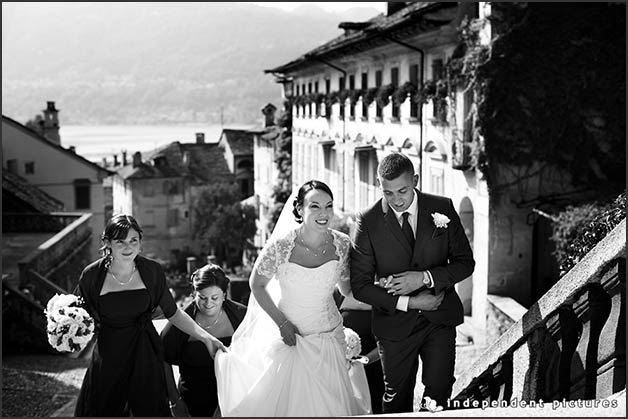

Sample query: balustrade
[18,213,92,288]
[452,220,626,404]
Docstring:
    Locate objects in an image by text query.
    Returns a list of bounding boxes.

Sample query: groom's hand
[384,271,423,296]
[408,290,445,311]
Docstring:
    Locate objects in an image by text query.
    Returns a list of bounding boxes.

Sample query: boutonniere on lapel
[431,212,450,237]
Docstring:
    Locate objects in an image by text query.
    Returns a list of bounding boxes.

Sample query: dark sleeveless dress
[75,289,171,416]
[176,336,232,416]
[161,299,247,416]
[73,255,177,417]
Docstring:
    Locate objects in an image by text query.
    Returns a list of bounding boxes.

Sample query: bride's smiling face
[301,189,334,231]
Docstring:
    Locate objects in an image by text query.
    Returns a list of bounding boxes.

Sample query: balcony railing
[452,219,625,405]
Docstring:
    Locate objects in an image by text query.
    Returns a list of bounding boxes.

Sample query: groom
[350,152,474,413]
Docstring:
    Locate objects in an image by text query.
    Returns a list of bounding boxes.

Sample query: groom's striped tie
[402,212,415,248]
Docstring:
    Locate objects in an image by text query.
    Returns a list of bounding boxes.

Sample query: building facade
[111,130,255,266]
[265,2,492,341]
[2,114,113,257]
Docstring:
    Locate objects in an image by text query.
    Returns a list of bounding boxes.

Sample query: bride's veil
[214,193,300,415]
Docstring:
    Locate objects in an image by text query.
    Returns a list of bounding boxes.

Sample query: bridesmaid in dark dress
[161,264,247,416]
[73,214,228,417]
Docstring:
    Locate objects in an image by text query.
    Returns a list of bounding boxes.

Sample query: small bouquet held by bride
[45,293,95,353]
[343,327,366,367]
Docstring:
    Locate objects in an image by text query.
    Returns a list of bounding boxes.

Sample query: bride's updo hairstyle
[292,180,334,224]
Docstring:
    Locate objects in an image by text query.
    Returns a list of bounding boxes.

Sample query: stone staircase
[448,220,626,412]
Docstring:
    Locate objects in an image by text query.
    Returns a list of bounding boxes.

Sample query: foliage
[325,91,339,106]
[276,101,292,129]
[338,89,350,104]
[448,3,626,203]
[293,95,306,107]
[348,89,363,106]
[413,79,448,105]
[376,84,396,108]
[267,202,285,234]
[310,92,325,104]
[267,99,293,233]
[363,87,379,106]
[192,182,257,269]
[392,81,417,105]
[551,192,625,276]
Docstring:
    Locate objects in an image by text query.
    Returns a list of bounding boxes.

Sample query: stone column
[596,258,626,398]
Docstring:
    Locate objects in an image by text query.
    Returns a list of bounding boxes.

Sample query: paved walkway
[1,354,89,417]
[8,319,486,417]
[10,319,623,417]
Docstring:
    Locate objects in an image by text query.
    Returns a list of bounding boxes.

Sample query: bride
[215,180,371,416]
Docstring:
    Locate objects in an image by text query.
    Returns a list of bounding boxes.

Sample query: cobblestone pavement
[1,354,89,417]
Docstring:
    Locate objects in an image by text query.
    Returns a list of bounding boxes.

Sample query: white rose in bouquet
[343,327,362,361]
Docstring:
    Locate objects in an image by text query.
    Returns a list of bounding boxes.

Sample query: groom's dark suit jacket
[350,190,475,341]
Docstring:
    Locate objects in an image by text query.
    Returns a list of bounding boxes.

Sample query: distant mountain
[1,2,381,126]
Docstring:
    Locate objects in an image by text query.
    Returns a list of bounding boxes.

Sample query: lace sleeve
[333,231,352,295]
[254,239,279,279]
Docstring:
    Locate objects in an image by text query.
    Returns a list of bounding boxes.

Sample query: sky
[243,2,387,14]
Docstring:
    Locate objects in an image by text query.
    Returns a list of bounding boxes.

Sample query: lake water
[59,124,255,164]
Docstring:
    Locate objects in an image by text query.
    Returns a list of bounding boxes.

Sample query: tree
[192,182,257,271]
[450,3,625,206]
[267,99,293,233]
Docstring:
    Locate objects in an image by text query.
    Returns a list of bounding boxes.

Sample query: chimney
[122,150,128,166]
[102,157,108,167]
[387,2,407,16]
[42,101,61,145]
[113,154,119,166]
[261,103,277,127]
[195,132,205,144]
[133,152,142,168]
[69,146,76,153]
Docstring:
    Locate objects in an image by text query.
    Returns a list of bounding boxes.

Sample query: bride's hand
[279,320,300,346]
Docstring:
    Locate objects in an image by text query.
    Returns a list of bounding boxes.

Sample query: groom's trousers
[377,314,456,413]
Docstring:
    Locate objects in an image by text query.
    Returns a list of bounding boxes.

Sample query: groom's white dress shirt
[389,190,434,312]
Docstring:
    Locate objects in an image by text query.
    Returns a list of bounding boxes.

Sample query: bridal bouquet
[45,293,95,353]
[343,327,362,360]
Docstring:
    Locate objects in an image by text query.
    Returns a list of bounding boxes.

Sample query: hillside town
[2,2,625,417]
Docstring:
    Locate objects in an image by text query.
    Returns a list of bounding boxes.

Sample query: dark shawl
[73,254,178,328]
[161,298,247,365]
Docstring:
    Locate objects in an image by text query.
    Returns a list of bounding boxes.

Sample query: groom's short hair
[378,152,415,180]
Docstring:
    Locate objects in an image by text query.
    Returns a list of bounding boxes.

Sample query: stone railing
[1,280,54,354]
[18,213,92,289]
[22,269,69,311]
[3,212,83,233]
[452,219,625,405]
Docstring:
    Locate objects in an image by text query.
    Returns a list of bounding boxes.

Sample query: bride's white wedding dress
[215,228,371,416]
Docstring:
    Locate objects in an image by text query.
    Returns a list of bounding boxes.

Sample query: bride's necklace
[109,264,136,286]
[299,229,330,257]
[198,310,223,329]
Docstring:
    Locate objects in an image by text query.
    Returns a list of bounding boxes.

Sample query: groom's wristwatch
[422,272,431,287]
